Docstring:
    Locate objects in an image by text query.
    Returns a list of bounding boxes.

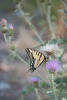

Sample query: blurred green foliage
[0,0,15,12]
[13,0,63,16]
[55,76,67,89]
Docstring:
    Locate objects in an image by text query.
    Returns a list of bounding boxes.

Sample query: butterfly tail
[27,67,36,72]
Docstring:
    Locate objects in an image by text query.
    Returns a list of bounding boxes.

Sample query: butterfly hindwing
[25,48,47,71]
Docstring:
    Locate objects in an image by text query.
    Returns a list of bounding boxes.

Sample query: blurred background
[0,0,67,100]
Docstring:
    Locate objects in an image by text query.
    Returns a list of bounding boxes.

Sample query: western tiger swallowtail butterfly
[25,48,49,72]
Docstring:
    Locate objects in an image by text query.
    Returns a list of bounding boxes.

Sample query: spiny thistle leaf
[62,16,67,27]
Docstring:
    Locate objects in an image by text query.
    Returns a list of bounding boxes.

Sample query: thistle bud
[1,26,8,34]
[10,44,15,50]
[8,24,14,36]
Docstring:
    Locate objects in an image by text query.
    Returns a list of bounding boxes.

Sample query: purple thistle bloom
[29,76,40,83]
[8,24,13,30]
[45,60,61,72]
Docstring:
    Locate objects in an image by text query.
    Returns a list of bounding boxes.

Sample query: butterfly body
[25,48,48,72]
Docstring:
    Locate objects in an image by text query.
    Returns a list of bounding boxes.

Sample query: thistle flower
[8,24,13,30]
[8,24,13,36]
[40,44,63,57]
[0,18,8,33]
[40,44,58,52]
[29,76,40,83]
[45,60,61,72]
[0,18,7,26]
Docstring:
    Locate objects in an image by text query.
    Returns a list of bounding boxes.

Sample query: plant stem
[16,53,29,66]
[34,88,42,100]
[51,74,58,100]
[4,34,8,44]
[4,34,29,67]
[20,94,24,100]
[36,0,44,16]
[47,5,55,39]
[16,3,44,44]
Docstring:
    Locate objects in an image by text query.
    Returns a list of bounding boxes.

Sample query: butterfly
[25,48,49,72]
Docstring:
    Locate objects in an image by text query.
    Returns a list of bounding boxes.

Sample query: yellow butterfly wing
[25,48,47,71]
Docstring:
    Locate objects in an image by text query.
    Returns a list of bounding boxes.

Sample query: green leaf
[40,81,50,89]
[50,39,57,44]
[64,9,67,15]
[47,92,54,99]
[22,87,27,95]
[62,16,67,27]
[55,76,67,89]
